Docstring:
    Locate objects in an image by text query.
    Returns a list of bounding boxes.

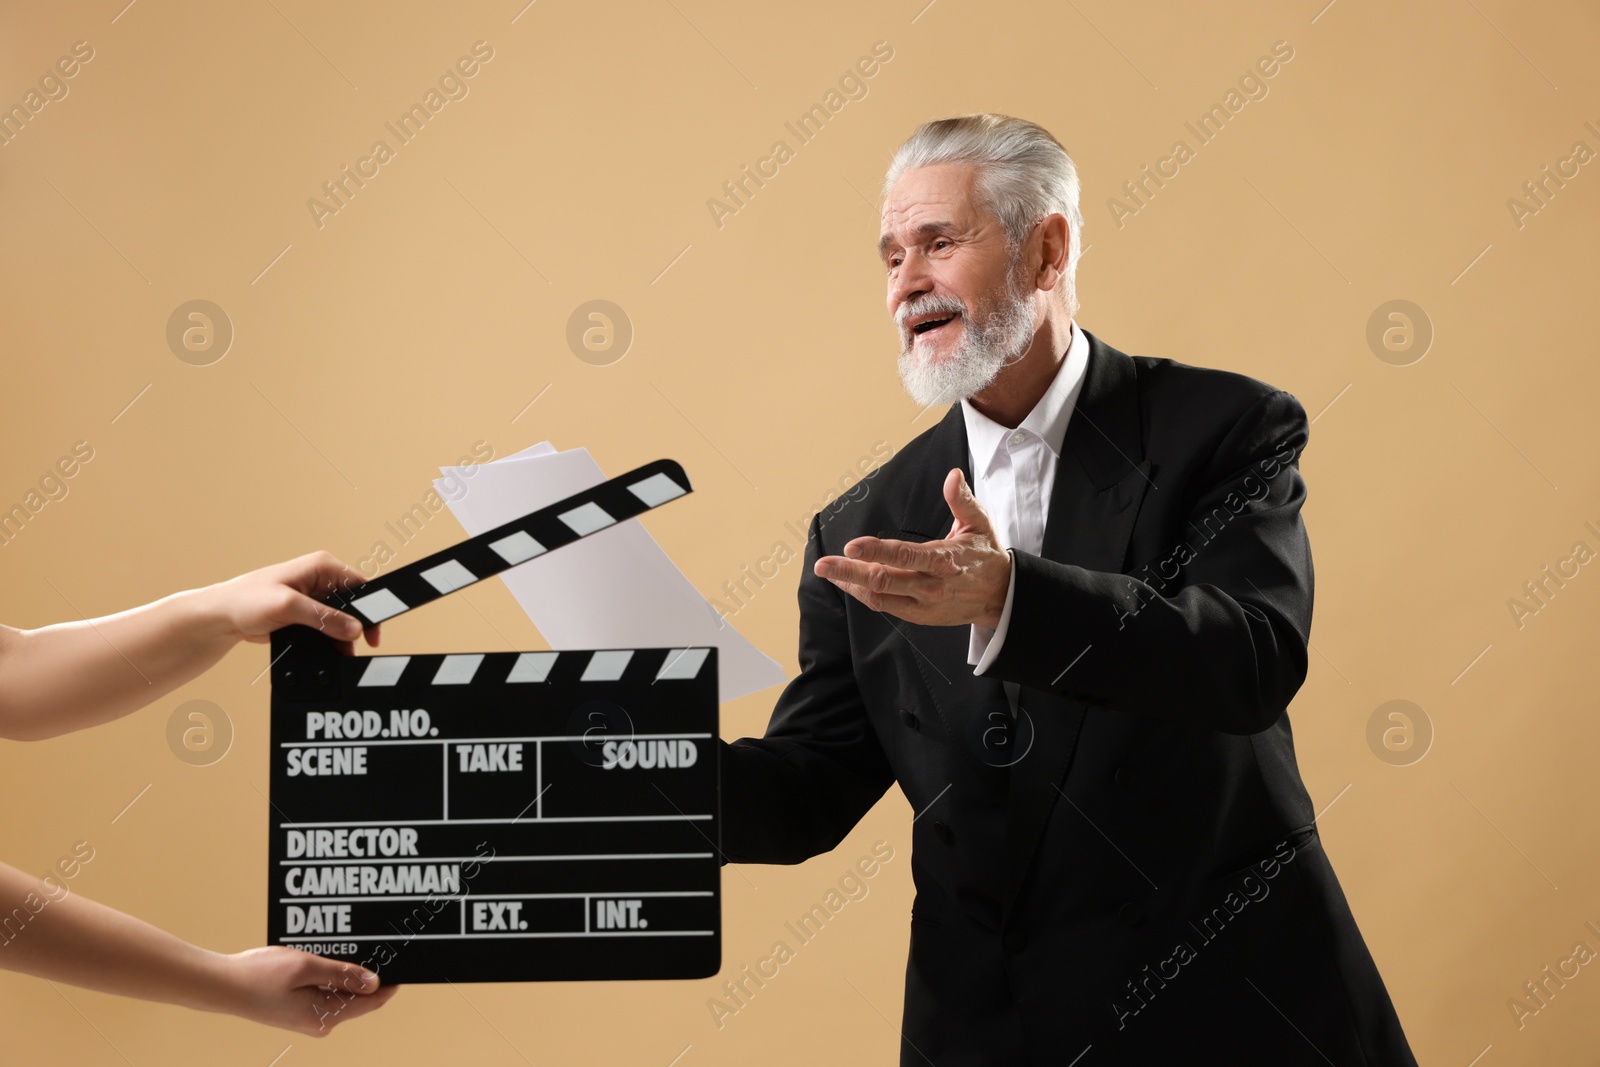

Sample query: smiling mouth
[912,314,959,338]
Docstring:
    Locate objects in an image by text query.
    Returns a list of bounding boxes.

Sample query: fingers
[292,596,364,641]
[326,982,400,1021]
[304,982,399,1034]
[842,536,960,576]
[833,582,919,615]
[943,467,992,533]
[258,551,369,640]
[815,555,928,598]
[815,556,924,615]
[284,551,367,600]
[301,955,380,996]
[298,981,398,1036]
[331,624,382,658]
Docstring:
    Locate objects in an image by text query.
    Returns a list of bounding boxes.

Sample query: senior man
[719,113,1416,1065]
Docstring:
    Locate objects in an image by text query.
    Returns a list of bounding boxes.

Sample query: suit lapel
[899,402,969,542]
[996,332,1155,917]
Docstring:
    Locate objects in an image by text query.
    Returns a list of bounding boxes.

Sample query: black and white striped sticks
[328,458,692,628]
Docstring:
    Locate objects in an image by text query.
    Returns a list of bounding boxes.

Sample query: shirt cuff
[969,549,1017,676]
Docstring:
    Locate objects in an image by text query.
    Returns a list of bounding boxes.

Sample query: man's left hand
[814,468,1011,629]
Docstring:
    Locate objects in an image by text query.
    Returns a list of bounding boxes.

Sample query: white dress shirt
[962,321,1090,712]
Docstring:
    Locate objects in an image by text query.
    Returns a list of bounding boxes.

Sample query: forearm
[0,861,239,1016]
[0,587,237,741]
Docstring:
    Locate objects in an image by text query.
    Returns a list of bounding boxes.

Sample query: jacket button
[1117,901,1144,929]
[931,820,953,844]
[1002,929,1027,953]
[899,708,919,731]
[1114,766,1135,787]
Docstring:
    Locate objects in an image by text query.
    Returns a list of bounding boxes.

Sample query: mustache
[896,294,966,329]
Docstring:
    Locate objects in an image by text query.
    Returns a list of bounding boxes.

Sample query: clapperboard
[266,459,721,983]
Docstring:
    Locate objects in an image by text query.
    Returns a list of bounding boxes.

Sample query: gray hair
[882,113,1083,314]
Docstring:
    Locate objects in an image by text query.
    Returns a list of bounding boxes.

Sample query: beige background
[2,0,1596,1062]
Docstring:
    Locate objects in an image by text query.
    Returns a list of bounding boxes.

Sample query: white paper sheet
[436,444,788,703]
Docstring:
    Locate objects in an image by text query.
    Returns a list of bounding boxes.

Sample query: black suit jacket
[722,331,1416,1065]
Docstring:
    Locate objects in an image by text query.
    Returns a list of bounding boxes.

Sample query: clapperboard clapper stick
[267,458,722,983]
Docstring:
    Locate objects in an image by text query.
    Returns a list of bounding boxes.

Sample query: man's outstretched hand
[814,468,1011,629]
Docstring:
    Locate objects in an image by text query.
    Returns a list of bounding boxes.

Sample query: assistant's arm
[0,552,375,741]
[985,388,1314,734]
[0,860,394,1034]
[721,511,895,865]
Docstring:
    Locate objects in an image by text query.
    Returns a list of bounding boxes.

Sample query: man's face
[879,163,1038,406]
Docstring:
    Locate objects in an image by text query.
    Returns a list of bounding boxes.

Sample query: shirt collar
[961,320,1090,477]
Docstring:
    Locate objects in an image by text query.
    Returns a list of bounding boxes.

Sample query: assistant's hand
[197,551,380,652]
[217,947,398,1036]
[814,468,1011,628]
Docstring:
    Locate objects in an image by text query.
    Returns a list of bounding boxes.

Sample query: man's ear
[1033,213,1071,296]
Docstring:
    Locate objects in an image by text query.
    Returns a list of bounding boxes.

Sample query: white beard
[896,269,1040,408]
